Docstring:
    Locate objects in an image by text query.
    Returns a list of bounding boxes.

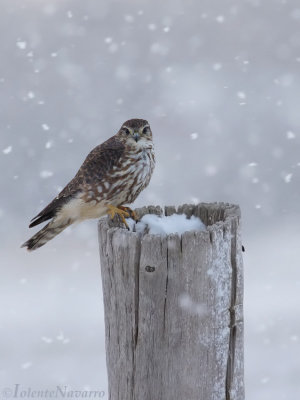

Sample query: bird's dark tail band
[21,218,72,251]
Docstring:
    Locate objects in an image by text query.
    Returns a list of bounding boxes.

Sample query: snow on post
[98,203,244,400]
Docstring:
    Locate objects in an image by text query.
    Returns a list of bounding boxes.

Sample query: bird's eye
[142,126,150,135]
[123,127,130,135]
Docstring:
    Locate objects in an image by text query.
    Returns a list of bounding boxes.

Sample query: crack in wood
[163,246,169,335]
[129,237,141,400]
[225,218,238,400]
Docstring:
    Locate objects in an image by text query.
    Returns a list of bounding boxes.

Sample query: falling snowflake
[190,133,199,140]
[40,170,53,179]
[178,293,207,316]
[16,41,27,50]
[45,141,53,149]
[42,123,50,131]
[286,130,296,139]
[237,91,246,99]
[2,146,12,154]
[216,15,225,23]
[284,173,293,183]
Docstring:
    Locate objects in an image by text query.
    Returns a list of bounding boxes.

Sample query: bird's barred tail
[21,218,72,251]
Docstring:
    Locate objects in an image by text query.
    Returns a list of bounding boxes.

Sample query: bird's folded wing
[29,137,125,228]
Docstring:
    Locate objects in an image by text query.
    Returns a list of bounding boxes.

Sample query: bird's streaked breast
[78,141,155,210]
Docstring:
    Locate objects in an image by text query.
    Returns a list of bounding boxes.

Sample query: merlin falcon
[22,119,155,251]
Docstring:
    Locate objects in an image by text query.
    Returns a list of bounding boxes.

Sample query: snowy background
[1,0,300,398]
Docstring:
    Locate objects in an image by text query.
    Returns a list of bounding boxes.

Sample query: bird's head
[117,119,153,148]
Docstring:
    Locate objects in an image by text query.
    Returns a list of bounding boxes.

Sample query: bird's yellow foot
[106,205,130,229]
[119,206,139,222]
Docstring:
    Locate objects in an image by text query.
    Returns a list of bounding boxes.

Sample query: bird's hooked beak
[133,132,140,142]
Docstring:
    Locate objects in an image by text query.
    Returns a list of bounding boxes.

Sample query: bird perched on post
[22,118,155,251]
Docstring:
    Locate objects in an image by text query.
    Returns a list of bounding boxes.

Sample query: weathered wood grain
[98,203,244,400]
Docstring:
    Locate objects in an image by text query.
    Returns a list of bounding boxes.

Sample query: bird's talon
[107,205,130,229]
[119,206,139,222]
[119,214,130,230]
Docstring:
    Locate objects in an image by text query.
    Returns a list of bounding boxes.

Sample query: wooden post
[98,203,244,400]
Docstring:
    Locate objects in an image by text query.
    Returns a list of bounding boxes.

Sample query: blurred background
[0,0,299,398]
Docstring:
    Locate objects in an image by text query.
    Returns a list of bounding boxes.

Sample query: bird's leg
[106,205,130,229]
[119,206,139,222]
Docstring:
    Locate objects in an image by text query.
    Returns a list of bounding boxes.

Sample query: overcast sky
[1,1,299,399]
